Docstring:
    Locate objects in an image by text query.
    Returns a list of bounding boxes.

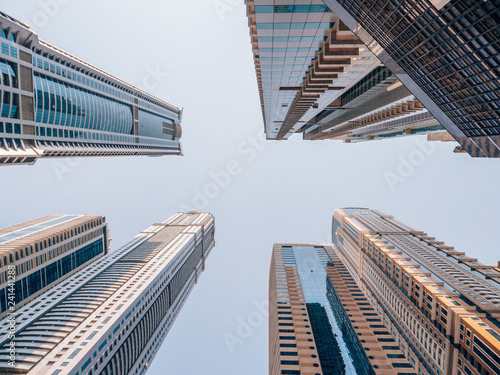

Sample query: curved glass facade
[33,72,134,134]
[0,57,17,87]
[0,58,18,120]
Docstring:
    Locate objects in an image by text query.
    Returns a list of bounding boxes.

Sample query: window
[392,362,413,369]
[387,354,406,359]
[68,349,81,359]
[485,329,500,343]
[280,361,299,365]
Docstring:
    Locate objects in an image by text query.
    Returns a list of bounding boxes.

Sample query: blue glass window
[33,72,133,134]
[1,43,8,55]
[0,238,104,314]
[138,109,176,141]
[81,358,91,372]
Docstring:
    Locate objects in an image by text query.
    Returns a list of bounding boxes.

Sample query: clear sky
[1,1,500,374]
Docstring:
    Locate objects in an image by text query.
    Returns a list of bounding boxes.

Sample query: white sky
[1,1,500,374]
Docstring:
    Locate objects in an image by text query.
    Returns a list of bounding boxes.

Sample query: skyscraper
[244,2,445,145]
[332,208,500,375]
[270,209,500,375]
[0,211,215,374]
[321,0,500,157]
[0,12,183,166]
[0,214,108,318]
[270,243,415,375]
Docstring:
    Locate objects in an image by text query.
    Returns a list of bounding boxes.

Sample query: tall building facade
[332,208,500,375]
[321,0,500,157]
[0,12,183,166]
[245,1,446,146]
[270,243,415,375]
[0,214,108,318]
[0,211,215,375]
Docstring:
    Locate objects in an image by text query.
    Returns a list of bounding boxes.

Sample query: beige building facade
[333,208,500,375]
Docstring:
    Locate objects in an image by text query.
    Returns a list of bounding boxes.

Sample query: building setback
[0,211,215,375]
[333,208,500,375]
[245,1,446,147]
[321,0,500,157]
[0,215,108,318]
[270,243,415,375]
[0,12,183,166]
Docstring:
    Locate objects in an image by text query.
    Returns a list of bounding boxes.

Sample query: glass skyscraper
[0,214,108,318]
[321,0,500,157]
[270,243,415,375]
[245,1,500,157]
[0,211,215,374]
[0,12,183,166]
